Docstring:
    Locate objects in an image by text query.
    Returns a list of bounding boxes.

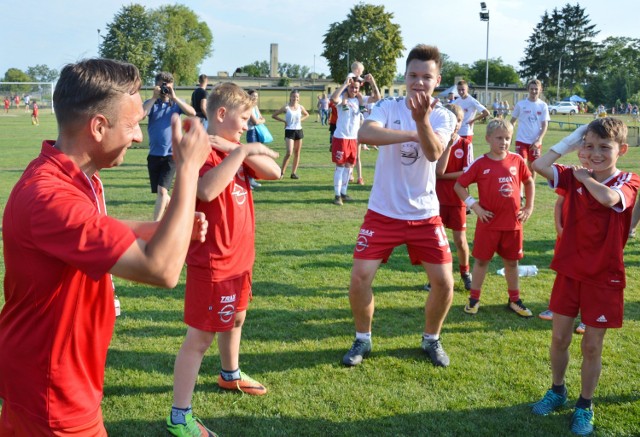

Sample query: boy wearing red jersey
[454,118,535,317]
[435,104,474,290]
[530,118,639,436]
[167,83,280,436]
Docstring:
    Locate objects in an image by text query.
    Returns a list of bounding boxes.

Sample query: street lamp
[479,2,489,105]
[556,50,567,102]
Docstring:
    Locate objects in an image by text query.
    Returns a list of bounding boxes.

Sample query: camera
[160,82,170,95]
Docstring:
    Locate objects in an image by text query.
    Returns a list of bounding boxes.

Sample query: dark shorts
[285,129,304,140]
[147,155,176,193]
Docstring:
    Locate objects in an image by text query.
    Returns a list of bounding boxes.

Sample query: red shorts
[353,209,452,265]
[515,141,540,162]
[185,267,252,332]
[331,138,358,165]
[472,228,523,261]
[549,273,623,328]
[0,403,107,437]
[439,204,467,231]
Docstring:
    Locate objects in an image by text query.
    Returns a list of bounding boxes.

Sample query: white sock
[341,167,351,195]
[422,333,439,342]
[334,166,343,196]
[355,332,371,341]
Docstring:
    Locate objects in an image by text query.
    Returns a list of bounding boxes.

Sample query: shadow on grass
[103,392,640,437]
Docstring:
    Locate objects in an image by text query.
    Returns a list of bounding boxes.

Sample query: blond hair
[486,118,513,136]
[206,83,252,119]
[445,103,463,121]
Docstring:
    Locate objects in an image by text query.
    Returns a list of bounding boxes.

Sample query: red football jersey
[0,142,136,428]
[457,152,531,230]
[436,136,474,206]
[550,164,639,288]
[187,148,256,280]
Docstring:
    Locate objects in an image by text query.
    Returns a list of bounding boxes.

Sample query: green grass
[1,108,639,436]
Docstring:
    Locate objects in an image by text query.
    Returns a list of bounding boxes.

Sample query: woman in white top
[272,89,309,179]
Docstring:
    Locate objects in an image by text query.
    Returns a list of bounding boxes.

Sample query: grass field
[0,106,639,436]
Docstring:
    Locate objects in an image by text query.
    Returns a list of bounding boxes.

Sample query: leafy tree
[519,3,598,92]
[26,64,59,82]
[469,58,521,87]
[587,37,640,106]
[440,54,471,86]
[2,68,32,93]
[151,5,213,85]
[99,4,155,84]
[278,63,311,79]
[322,3,404,88]
[239,61,270,77]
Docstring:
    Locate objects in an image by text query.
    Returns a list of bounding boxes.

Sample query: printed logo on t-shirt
[509,166,517,175]
[483,169,491,175]
[577,187,583,195]
[499,183,514,198]
[232,183,248,205]
[400,142,420,166]
[454,149,464,159]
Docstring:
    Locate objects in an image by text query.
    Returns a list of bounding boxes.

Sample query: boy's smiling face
[579,131,627,177]
[217,106,252,143]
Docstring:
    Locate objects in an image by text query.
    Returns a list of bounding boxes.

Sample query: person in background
[191,73,209,129]
[453,80,490,141]
[272,89,309,179]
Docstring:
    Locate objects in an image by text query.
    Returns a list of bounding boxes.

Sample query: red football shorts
[0,403,107,437]
[353,209,452,265]
[549,273,623,329]
[439,204,467,231]
[515,141,540,163]
[331,138,358,165]
[472,228,523,261]
[185,267,252,332]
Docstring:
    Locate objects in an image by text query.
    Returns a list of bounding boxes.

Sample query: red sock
[508,289,520,302]
[459,265,470,275]
[470,288,481,301]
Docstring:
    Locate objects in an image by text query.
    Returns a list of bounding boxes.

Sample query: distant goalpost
[0,82,55,113]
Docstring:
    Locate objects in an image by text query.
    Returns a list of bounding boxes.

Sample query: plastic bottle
[114,295,121,317]
[496,265,538,277]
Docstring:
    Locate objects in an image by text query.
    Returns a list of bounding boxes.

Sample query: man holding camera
[144,72,196,220]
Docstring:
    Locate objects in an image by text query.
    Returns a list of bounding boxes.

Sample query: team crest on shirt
[232,183,248,205]
[499,183,514,197]
[509,166,517,175]
[237,167,247,181]
[454,149,464,159]
[400,142,420,166]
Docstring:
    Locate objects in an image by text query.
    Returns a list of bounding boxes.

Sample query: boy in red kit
[530,118,639,436]
[0,59,211,436]
[434,104,474,290]
[31,99,39,125]
[454,118,535,317]
[167,83,280,437]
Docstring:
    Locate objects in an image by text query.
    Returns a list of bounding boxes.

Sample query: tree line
[3,2,639,108]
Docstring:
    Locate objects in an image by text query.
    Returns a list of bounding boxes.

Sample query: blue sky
[3,0,638,80]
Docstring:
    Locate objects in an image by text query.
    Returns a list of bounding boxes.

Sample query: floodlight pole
[479,3,490,105]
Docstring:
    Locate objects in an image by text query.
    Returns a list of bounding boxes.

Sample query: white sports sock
[341,166,351,195]
[422,333,439,342]
[334,166,343,196]
[355,332,371,341]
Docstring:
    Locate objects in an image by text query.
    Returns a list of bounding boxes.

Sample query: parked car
[548,101,579,115]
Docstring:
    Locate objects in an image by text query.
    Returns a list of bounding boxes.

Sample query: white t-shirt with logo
[453,95,487,136]
[335,96,368,139]
[365,97,456,220]
[511,99,550,144]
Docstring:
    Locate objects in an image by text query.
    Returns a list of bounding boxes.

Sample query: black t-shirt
[191,87,208,119]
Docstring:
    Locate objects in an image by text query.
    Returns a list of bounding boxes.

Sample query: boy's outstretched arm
[208,134,281,181]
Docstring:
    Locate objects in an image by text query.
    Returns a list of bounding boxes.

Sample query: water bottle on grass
[496,265,538,277]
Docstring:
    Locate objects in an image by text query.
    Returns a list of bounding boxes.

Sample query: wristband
[549,124,588,156]
[464,196,477,208]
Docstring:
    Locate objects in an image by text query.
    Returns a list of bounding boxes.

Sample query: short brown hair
[406,44,442,71]
[155,71,174,85]
[457,80,468,87]
[53,58,141,128]
[586,117,628,145]
[206,82,252,119]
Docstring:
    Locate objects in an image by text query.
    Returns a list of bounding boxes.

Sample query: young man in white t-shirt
[454,80,490,140]
[510,79,550,177]
[342,44,456,368]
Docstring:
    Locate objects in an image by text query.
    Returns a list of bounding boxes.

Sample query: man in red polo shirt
[0,59,211,436]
